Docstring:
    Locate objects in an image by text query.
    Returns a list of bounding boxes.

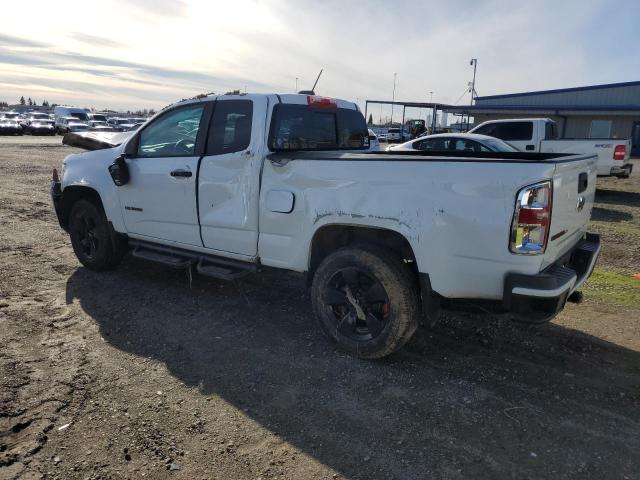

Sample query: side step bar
[129,240,257,281]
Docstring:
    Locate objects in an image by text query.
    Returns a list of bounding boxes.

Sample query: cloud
[70,33,124,49]
[0,0,638,111]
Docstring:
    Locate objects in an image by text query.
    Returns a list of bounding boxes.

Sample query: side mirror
[108,154,130,186]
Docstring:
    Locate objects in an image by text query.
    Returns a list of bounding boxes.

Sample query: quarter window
[207,100,253,155]
[589,120,612,138]
[137,104,204,157]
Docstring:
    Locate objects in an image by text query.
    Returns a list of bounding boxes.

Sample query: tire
[311,245,420,359]
[68,199,125,271]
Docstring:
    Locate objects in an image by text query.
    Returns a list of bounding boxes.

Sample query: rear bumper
[610,163,633,178]
[503,233,600,323]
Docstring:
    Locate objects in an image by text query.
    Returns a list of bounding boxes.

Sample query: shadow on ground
[591,206,633,222]
[596,188,640,207]
[65,260,640,479]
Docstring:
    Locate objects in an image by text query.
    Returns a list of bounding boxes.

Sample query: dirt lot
[1,135,639,480]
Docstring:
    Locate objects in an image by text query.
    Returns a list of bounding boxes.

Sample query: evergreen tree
[20,96,26,105]
[367,113,373,126]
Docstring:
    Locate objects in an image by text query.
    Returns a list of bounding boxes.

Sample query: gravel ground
[1,135,639,480]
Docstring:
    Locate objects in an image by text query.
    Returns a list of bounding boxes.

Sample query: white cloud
[0,0,637,111]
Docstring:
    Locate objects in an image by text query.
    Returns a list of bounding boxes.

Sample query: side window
[494,122,533,141]
[138,105,204,157]
[589,120,612,138]
[452,139,482,152]
[473,123,497,137]
[207,100,253,155]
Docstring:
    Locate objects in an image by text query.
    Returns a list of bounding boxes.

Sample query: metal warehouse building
[449,81,640,155]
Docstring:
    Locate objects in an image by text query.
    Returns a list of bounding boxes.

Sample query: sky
[1,0,639,114]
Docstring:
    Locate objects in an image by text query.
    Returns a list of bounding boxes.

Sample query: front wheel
[69,199,125,271]
[311,246,420,359]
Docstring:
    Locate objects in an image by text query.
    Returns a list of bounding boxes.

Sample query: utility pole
[429,91,433,103]
[295,77,298,92]
[391,72,397,125]
[469,59,477,106]
[468,58,478,131]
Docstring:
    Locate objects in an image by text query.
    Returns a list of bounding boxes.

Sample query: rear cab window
[269,103,369,151]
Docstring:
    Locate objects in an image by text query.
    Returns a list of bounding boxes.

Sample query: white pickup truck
[469,118,633,178]
[51,93,601,358]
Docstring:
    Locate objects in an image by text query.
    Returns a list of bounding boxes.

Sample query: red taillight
[613,145,626,161]
[307,95,337,109]
[510,181,552,254]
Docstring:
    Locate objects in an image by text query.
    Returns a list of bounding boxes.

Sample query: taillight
[307,95,337,109]
[613,145,626,160]
[510,181,552,254]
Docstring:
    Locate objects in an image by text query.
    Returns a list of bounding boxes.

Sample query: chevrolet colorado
[51,93,601,358]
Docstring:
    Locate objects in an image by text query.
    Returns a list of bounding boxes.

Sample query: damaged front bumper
[503,232,601,324]
[50,180,66,230]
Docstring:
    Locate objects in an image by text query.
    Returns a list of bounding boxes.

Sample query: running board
[129,240,256,281]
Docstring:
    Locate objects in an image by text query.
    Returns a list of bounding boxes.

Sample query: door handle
[170,169,192,178]
[525,145,535,151]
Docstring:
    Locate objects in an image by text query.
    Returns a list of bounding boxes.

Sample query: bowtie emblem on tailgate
[576,196,586,212]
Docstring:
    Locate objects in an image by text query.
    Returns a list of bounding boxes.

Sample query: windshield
[117,119,132,125]
[482,138,519,152]
[3,113,19,119]
[33,120,53,126]
[70,112,89,121]
[269,104,368,151]
[91,115,107,122]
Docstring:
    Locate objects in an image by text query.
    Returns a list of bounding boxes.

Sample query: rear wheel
[311,246,420,358]
[69,199,125,271]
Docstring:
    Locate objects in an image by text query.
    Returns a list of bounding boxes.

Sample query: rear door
[198,96,267,256]
[117,102,209,246]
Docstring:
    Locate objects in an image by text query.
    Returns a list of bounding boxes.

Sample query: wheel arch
[59,185,105,230]
[308,224,418,279]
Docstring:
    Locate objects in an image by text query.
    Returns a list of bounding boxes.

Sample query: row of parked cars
[0,107,149,136]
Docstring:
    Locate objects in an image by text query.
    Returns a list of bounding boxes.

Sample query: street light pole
[391,72,397,125]
[468,59,477,131]
[295,77,298,93]
[469,59,477,106]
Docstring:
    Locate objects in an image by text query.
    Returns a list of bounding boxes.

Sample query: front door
[632,121,640,156]
[117,103,207,247]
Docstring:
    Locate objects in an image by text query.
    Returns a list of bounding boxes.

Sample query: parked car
[0,111,21,121]
[25,119,55,135]
[386,133,519,153]
[0,118,23,135]
[367,128,380,151]
[20,112,50,128]
[52,93,600,359]
[469,118,633,178]
[385,127,411,143]
[53,106,90,132]
[88,120,116,132]
[56,117,89,134]
[107,117,137,132]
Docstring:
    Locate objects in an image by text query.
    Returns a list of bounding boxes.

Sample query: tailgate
[542,154,598,267]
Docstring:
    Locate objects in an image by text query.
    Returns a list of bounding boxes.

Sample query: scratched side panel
[258,158,557,300]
